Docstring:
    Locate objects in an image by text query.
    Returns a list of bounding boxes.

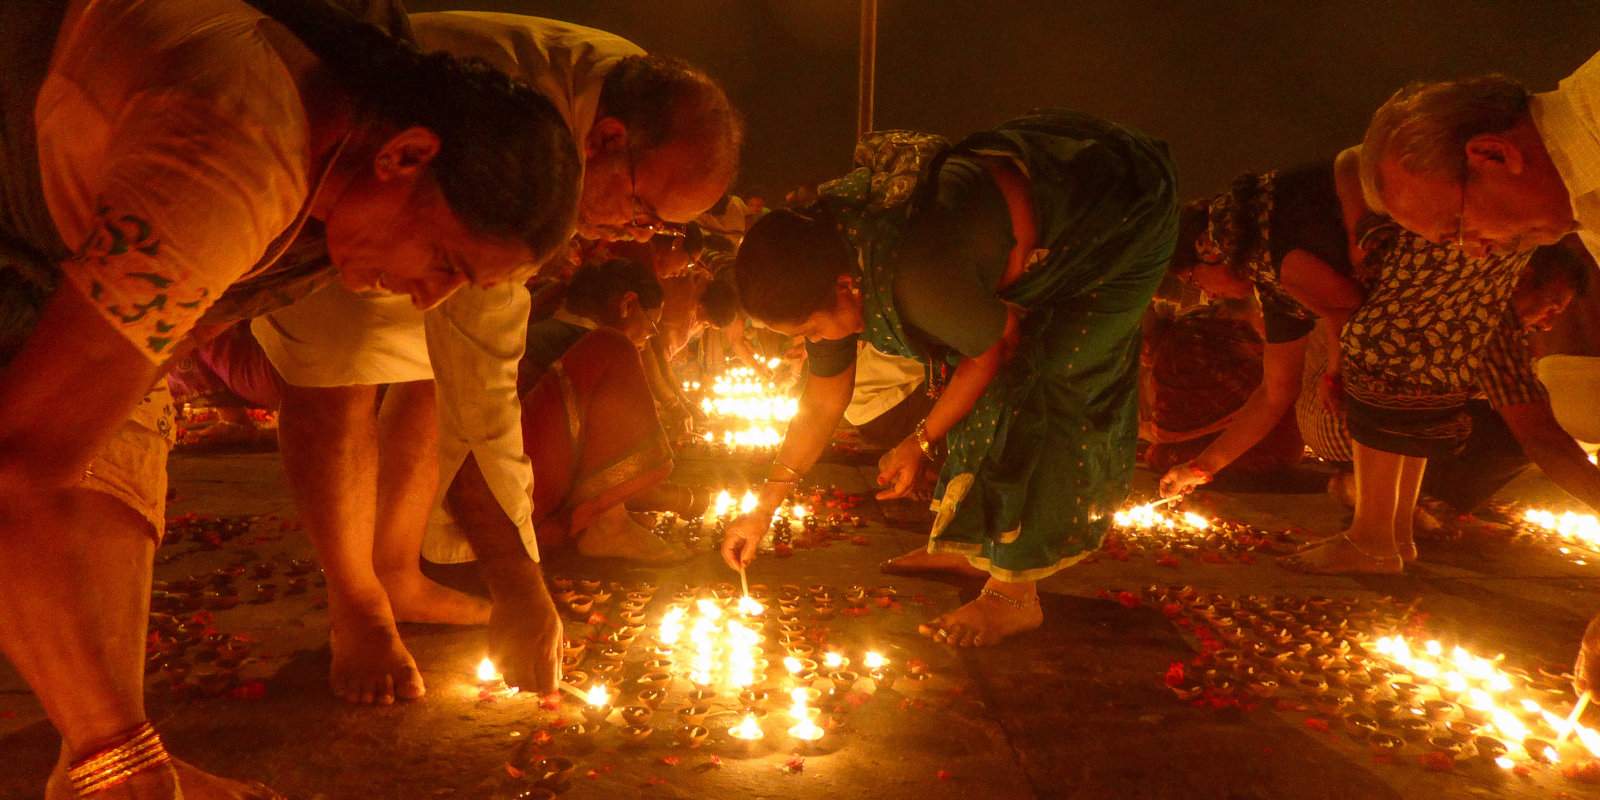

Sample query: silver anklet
[980,588,1037,609]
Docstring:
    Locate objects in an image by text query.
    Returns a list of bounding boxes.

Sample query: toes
[397,667,427,701]
[377,674,395,705]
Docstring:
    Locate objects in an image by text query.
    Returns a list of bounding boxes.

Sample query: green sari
[822,109,1178,581]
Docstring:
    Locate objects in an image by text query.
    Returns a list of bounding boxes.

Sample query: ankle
[982,578,1037,600]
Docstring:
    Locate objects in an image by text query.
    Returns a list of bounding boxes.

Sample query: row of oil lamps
[683,365,798,454]
[478,582,902,752]
[1151,585,1600,774]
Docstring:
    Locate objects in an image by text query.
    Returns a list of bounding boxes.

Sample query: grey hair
[1360,74,1529,212]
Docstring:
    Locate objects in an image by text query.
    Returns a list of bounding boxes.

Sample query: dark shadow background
[408,1,1600,201]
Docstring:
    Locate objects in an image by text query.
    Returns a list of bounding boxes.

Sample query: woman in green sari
[721,110,1178,647]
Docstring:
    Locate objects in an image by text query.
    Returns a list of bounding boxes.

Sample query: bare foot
[378,569,492,626]
[328,609,426,705]
[1279,535,1404,575]
[48,753,281,799]
[576,506,689,564]
[880,547,987,578]
[916,581,1042,647]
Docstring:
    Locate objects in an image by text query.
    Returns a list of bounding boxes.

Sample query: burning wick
[729,712,765,741]
[585,683,611,708]
[823,651,845,670]
[784,656,804,675]
[737,594,764,617]
[863,651,887,672]
[476,657,500,683]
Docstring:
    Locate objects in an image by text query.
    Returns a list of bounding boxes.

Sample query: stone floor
[4,450,1600,799]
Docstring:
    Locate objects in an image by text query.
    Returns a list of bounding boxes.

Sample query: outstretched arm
[720,362,855,569]
[1159,337,1308,496]
[876,307,1021,499]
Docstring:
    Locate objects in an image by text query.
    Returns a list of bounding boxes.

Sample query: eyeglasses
[625,143,686,241]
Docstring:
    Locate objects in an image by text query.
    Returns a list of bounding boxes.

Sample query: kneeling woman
[517,258,696,563]
[722,110,1178,647]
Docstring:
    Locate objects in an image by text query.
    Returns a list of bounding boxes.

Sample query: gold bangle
[914,419,937,462]
[68,722,173,795]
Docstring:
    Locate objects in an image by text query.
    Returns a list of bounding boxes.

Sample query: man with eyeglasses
[244,12,742,705]
[1356,54,1600,698]
[1359,54,1600,263]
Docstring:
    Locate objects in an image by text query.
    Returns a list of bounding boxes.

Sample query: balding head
[576,55,743,241]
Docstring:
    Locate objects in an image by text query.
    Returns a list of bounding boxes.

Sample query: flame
[788,717,824,741]
[658,606,685,646]
[784,656,804,674]
[475,657,499,683]
[712,490,735,519]
[737,595,765,617]
[1495,756,1515,770]
[863,651,887,671]
[790,503,809,521]
[585,683,610,707]
[729,712,765,740]
[823,651,844,670]
[740,491,760,515]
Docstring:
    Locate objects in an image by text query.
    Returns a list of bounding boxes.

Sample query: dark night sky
[408,1,1600,202]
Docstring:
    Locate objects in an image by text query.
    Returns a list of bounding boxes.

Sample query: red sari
[522,327,674,548]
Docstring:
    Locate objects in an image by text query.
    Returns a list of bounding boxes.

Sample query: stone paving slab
[4,453,1600,798]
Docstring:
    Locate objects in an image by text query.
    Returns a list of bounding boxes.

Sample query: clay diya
[1422,700,1458,721]
[1367,733,1404,755]
[529,756,575,784]
[636,687,667,710]
[1396,717,1432,741]
[1345,714,1379,740]
[567,595,594,615]
[618,724,653,745]
[1474,735,1508,763]
[828,671,861,694]
[620,705,653,726]
[636,671,673,690]
[678,724,710,749]
[677,704,712,727]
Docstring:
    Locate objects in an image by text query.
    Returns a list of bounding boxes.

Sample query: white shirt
[1531,49,1600,263]
[413,14,642,564]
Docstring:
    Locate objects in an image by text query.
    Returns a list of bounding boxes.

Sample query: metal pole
[856,0,878,140]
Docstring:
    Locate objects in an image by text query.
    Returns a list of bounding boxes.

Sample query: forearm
[1192,384,1295,473]
[446,454,542,591]
[922,309,1018,442]
[759,370,853,511]
[1525,436,1600,513]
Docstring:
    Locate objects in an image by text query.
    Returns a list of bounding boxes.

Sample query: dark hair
[734,208,854,324]
[1526,244,1592,296]
[566,258,663,322]
[698,275,739,328]
[1166,200,1211,276]
[245,0,580,263]
[600,55,744,184]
